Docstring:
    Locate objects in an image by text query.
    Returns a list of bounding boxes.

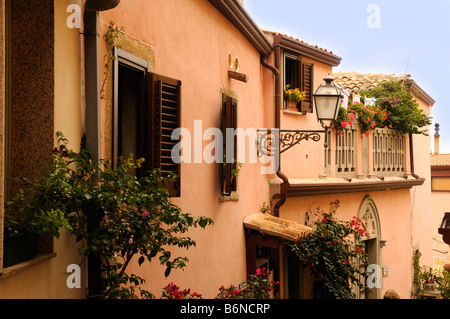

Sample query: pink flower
[341,121,348,128]
[142,211,149,218]
[349,113,355,121]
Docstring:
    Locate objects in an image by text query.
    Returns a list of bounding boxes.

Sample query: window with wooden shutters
[283,53,314,114]
[220,94,238,196]
[300,61,314,113]
[148,73,182,197]
[113,49,181,197]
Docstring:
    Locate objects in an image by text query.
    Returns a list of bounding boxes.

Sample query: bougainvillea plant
[360,80,432,135]
[23,132,214,299]
[287,200,368,299]
[333,80,431,138]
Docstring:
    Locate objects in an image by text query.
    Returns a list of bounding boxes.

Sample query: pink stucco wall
[281,189,413,298]
[93,0,434,299]
[99,0,276,297]
[432,192,450,259]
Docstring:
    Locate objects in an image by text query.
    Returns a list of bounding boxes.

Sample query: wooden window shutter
[220,94,238,195]
[148,73,181,197]
[300,61,314,113]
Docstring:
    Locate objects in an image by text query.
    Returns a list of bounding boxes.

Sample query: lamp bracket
[257,129,325,156]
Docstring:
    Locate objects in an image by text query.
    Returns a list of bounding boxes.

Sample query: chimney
[237,0,244,6]
[435,123,440,155]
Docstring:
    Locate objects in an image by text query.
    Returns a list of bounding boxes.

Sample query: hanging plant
[332,106,354,136]
[348,102,387,137]
[360,80,432,135]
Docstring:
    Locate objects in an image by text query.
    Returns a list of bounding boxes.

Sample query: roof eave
[410,81,436,107]
[283,178,425,197]
[272,33,342,67]
[208,0,273,56]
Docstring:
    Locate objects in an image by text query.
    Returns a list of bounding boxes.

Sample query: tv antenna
[402,52,411,85]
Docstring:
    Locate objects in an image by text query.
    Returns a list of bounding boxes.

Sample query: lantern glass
[313,75,341,122]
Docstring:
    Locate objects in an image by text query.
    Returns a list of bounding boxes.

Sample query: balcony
[325,125,408,180]
[268,125,424,199]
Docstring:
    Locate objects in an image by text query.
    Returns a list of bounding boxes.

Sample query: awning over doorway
[243,213,313,242]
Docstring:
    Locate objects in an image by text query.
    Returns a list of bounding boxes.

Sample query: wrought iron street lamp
[314,74,341,127]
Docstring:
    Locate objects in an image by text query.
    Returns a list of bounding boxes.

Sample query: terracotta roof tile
[431,154,450,167]
[333,71,435,106]
[332,71,410,94]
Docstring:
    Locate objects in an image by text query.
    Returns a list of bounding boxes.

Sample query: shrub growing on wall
[287,201,368,299]
[9,132,213,299]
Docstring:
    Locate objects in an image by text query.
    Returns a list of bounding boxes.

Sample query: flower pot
[424,282,437,291]
[3,233,40,268]
[285,100,298,111]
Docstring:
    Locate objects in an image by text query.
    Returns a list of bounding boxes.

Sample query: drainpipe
[84,0,120,162]
[260,54,279,78]
[262,46,290,217]
[83,0,120,298]
[409,133,420,179]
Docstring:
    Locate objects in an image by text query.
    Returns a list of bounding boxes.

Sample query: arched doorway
[357,195,383,299]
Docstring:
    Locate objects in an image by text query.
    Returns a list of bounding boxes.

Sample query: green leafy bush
[8,132,214,299]
[360,80,432,135]
[287,201,368,299]
[333,80,431,137]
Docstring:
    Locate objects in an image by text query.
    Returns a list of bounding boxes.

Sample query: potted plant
[421,267,439,291]
[3,148,73,267]
[284,85,305,111]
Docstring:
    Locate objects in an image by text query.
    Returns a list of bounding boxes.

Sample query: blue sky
[245,0,450,153]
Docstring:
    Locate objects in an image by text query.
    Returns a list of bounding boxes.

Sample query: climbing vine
[100,21,124,100]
